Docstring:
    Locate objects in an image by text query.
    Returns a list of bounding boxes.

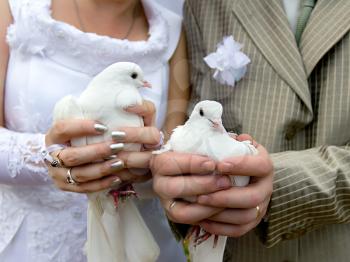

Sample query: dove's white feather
[53,62,159,262]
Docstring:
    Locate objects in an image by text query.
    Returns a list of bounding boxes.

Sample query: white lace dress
[0,0,186,261]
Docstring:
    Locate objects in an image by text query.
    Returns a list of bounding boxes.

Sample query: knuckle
[259,158,273,176]
[64,151,80,166]
[53,121,68,137]
[95,144,110,158]
[173,209,193,224]
[165,179,183,198]
[98,180,111,191]
[248,191,263,207]
[152,177,166,195]
[100,162,112,176]
[148,127,160,144]
[73,172,85,182]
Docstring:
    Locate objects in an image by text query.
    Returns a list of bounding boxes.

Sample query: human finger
[117,151,152,169]
[162,198,222,225]
[153,174,232,199]
[112,126,161,146]
[67,159,125,183]
[55,141,124,167]
[52,173,121,194]
[217,145,273,177]
[125,100,156,126]
[208,196,270,224]
[46,119,107,145]
[151,152,216,177]
[197,176,272,209]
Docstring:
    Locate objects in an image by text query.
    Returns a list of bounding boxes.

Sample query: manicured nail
[111,177,122,188]
[110,160,124,171]
[217,176,231,188]
[111,131,126,141]
[201,160,215,171]
[94,123,108,133]
[110,143,124,154]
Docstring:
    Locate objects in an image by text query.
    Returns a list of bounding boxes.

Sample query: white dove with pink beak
[155,100,257,262]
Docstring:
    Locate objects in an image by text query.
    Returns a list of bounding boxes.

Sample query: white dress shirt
[282,0,301,33]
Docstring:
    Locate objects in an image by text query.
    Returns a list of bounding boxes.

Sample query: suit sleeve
[257,143,350,247]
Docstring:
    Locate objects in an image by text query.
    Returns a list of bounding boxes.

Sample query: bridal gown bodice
[0,0,186,261]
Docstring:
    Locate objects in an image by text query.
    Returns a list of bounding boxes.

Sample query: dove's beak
[142,81,152,88]
[209,118,224,132]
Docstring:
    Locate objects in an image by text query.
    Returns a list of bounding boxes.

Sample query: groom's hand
[197,135,274,237]
[151,152,231,224]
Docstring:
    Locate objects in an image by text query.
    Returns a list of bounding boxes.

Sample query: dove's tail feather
[86,195,160,262]
[189,233,227,262]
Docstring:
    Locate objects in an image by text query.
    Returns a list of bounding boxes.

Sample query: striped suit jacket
[183,0,350,261]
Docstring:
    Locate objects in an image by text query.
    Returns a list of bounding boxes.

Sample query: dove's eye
[199,108,204,117]
[131,73,138,79]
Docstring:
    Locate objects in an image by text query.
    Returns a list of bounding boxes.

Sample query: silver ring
[66,168,78,185]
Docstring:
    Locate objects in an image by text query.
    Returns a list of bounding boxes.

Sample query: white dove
[154,100,257,262]
[53,62,159,262]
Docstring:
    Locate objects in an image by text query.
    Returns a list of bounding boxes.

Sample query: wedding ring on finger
[168,200,177,211]
[41,144,67,168]
[55,150,66,167]
[66,168,78,185]
[256,205,261,219]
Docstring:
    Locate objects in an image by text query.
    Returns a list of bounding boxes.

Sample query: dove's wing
[115,87,143,109]
[53,95,87,147]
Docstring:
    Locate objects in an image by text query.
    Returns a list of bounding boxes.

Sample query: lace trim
[6,0,170,75]
[0,129,48,181]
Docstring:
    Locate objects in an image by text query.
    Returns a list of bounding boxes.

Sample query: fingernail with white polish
[110,160,124,172]
[111,131,126,141]
[110,143,124,154]
[111,177,122,188]
[94,123,108,133]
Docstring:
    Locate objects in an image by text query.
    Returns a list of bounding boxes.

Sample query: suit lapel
[300,0,350,77]
[232,0,312,113]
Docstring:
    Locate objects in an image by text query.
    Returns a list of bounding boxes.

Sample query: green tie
[295,0,316,45]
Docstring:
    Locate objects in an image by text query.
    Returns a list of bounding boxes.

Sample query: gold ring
[169,200,177,211]
[66,168,78,185]
[56,150,66,167]
[256,205,261,219]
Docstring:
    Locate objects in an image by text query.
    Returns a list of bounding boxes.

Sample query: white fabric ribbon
[204,36,250,87]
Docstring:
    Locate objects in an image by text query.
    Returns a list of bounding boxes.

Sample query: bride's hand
[45,100,161,193]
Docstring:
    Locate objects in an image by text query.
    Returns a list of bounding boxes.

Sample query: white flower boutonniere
[204,36,250,87]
